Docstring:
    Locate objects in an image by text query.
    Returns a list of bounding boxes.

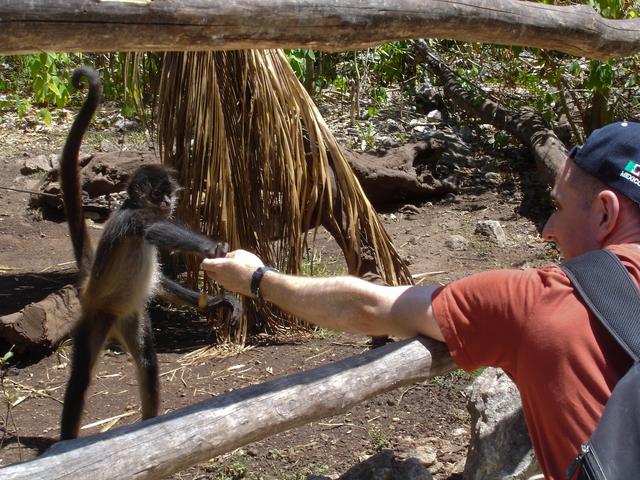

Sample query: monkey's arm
[159,276,242,324]
[144,220,228,258]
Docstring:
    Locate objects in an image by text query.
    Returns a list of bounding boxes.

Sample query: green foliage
[370,41,414,86]
[1,54,78,120]
[285,41,419,110]
[587,60,614,93]
[493,131,511,149]
[98,53,162,117]
[11,96,32,118]
[333,74,350,94]
[0,348,14,368]
[370,86,388,106]
[202,451,248,479]
[285,49,316,82]
[26,53,77,107]
[369,427,391,451]
[581,0,638,18]
[435,32,639,141]
[311,327,339,339]
[357,121,377,149]
[0,52,161,119]
[301,255,330,277]
[589,0,620,17]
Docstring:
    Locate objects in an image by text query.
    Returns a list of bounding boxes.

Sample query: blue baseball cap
[570,121,640,205]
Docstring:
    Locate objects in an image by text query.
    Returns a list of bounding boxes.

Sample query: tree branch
[0,0,638,59]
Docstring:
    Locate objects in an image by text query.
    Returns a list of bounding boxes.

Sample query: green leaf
[38,108,52,127]
[47,81,60,96]
[0,350,14,364]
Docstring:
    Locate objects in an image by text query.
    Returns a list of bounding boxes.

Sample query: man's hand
[201,249,265,297]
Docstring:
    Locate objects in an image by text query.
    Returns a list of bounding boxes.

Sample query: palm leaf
[158,50,411,343]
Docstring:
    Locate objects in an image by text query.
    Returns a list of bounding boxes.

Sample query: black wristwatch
[250,266,278,300]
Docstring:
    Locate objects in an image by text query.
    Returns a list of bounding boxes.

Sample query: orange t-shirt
[431,244,636,479]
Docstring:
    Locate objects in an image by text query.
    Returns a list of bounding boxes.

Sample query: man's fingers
[201,257,225,272]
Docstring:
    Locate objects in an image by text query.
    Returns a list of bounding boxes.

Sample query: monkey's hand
[204,292,243,327]
[204,241,229,259]
[159,276,241,325]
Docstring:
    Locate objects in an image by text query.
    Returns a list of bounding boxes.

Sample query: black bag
[561,249,640,480]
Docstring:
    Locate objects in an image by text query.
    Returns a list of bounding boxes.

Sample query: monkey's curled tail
[60,66,103,280]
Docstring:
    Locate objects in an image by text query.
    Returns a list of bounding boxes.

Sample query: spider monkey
[59,66,240,440]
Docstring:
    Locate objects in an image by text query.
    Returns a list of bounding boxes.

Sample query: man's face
[542,159,600,259]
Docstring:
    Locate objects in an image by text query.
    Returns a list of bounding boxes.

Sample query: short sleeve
[431,269,545,372]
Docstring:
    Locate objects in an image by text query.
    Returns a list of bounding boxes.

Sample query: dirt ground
[0,103,557,479]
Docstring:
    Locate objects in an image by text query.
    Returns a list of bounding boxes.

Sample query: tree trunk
[1,0,638,58]
[413,40,567,185]
[0,285,78,354]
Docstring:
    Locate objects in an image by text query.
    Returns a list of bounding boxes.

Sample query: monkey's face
[127,165,181,217]
[150,185,176,217]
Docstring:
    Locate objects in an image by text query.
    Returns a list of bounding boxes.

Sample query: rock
[444,192,458,203]
[458,126,474,143]
[114,117,142,132]
[413,129,474,169]
[100,139,118,152]
[426,110,442,123]
[378,135,399,148]
[408,446,437,466]
[445,234,469,251]
[339,450,433,480]
[20,154,55,174]
[386,119,401,132]
[399,204,421,215]
[484,172,502,186]
[463,368,541,480]
[415,82,444,115]
[475,220,507,246]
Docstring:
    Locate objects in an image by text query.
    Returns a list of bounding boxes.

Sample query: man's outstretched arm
[201,249,445,342]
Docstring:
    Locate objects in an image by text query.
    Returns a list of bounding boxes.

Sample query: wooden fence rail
[1,0,639,59]
[0,337,455,480]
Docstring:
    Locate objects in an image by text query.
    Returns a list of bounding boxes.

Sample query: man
[201,121,640,479]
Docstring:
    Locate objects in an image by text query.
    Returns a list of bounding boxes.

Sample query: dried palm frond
[158,50,411,344]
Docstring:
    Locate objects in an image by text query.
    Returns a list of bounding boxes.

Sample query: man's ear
[595,190,620,242]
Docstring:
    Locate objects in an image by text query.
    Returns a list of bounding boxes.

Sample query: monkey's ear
[163,166,179,178]
[168,175,182,193]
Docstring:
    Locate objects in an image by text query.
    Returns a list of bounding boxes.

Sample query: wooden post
[0,337,455,480]
[0,0,638,59]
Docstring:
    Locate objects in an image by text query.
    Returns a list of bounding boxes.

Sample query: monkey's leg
[60,313,114,440]
[117,312,159,420]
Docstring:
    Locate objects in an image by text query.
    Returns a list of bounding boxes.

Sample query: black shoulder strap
[561,248,640,362]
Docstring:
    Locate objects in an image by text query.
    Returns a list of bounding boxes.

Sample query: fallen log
[1,0,639,59]
[0,285,78,354]
[0,337,455,480]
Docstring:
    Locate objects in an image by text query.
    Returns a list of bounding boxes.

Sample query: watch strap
[250,266,278,299]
